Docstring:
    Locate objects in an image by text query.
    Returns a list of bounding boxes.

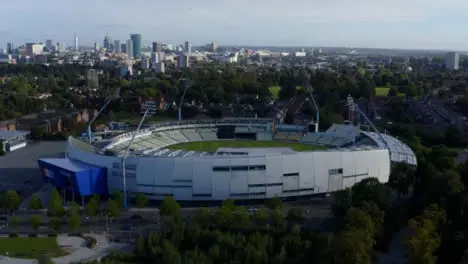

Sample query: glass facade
[130,34,142,57]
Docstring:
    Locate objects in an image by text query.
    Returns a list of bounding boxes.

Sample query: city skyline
[2,0,468,50]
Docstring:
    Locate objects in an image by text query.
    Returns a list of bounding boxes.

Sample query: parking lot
[0,141,66,193]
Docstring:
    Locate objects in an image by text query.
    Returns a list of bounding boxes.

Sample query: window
[231,166,249,171]
[125,164,137,170]
[249,165,266,171]
[193,193,212,197]
[111,171,120,177]
[283,172,299,177]
[112,163,120,169]
[173,179,192,183]
[213,166,230,172]
[127,172,137,178]
[231,192,266,197]
[248,183,283,188]
[329,168,343,175]
[283,187,315,193]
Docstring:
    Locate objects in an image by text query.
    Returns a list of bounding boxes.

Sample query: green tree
[67,201,80,215]
[68,210,81,231]
[37,256,54,264]
[28,193,43,210]
[105,199,120,218]
[286,207,304,225]
[253,207,269,227]
[111,190,124,209]
[29,215,42,231]
[160,196,180,217]
[49,217,62,233]
[9,216,20,229]
[389,163,415,197]
[85,195,100,216]
[135,193,148,209]
[48,188,64,216]
[266,197,283,210]
[5,190,21,213]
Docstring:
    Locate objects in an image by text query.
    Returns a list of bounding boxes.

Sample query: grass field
[0,237,65,259]
[167,140,327,152]
[375,87,405,97]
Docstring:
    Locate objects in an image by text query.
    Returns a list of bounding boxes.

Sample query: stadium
[38,117,417,204]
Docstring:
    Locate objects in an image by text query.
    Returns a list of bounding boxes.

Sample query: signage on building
[41,168,54,179]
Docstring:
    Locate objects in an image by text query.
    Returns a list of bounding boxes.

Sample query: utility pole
[178,78,192,121]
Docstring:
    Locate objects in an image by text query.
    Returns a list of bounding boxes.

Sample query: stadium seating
[181,131,203,141]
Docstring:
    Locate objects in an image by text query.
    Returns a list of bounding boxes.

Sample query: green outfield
[0,237,65,258]
[167,140,327,152]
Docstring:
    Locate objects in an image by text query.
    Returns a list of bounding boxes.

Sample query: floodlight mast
[178,79,192,121]
[305,75,320,133]
[87,88,121,143]
[121,108,150,209]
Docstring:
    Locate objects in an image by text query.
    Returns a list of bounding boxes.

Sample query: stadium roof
[39,158,101,173]
[361,131,417,166]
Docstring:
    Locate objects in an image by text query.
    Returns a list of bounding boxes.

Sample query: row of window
[112,163,137,170]
[248,183,283,188]
[213,165,266,172]
[284,172,299,177]
[111,171,136,178]
[283,188,315,193]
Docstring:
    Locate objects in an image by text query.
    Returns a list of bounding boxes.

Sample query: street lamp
[122,108,150,209]
[87,87,121,143]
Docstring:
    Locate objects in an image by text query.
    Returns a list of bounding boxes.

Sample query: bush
[84,236,97,249]
[9,233,18,237]
[28,233,38,237]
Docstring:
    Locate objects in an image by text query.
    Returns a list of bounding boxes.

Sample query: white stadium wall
[67,138,391,201]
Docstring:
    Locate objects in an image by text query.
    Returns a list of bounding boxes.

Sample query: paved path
[52,234,130,264]
[377,227,412,264]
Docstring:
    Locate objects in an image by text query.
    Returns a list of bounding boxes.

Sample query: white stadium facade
[42,118,418,203]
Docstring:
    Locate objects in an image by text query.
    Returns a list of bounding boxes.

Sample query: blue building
[38,158,107,203]
[130,34,142,58]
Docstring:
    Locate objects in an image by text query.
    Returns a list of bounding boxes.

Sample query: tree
[266,197,283,210]
[37,256,54,264]
[85,195,100,216]
[49,217,62,233]
[389,163,415,198]
[68,210,81,231]
[286,207,304,225]
[135,193,148,209]
[5,190,21,213]
[111,190,124,209]
[28,193,43,210]
[48,188,64,216]
[9,216,20,229]
[67,201,80,215]
[253,207,269,227]
[105,199,120,218]
[160,196,180,217]
[29,215,42,231]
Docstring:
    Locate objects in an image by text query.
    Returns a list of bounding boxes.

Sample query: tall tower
[126,39,133,58]
[130,34,142,57]
[184,41,191,56]
[74,34,79,51]
[445,52,459,70]
[114,40,121,53]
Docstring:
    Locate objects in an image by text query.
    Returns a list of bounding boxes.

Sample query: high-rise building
[94,42,100,52]
[103,35,112,50]
[6,42,13,54]
[56,42,62,52]
[114,40,121,53]
[74,35,79,51]
[45,39,53,50]
[210,41,217,52]
[26,43,44,56]
[178,55,189,68]
[87,69,99,88]
[152,42,162,53]
[126,39,133,58]
[121,43,127,53]
[130,34,142,57]
[445,52,459,70]
[184,41,191,56]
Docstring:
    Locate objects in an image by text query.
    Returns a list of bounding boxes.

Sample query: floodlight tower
[87,87,121,143]
[178,78,192,121]
[121,108,150,209]
[305,75,320,132]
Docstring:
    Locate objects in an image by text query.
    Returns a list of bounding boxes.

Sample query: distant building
[114,40,121,53]
[152,42,162,53]
[126,39,133,58]
[184,41,191,56]
[121,43,127,53]
[178,55,189,68]
[25,43,43,56]
[45,39,53,50]
[74,35,79,51]
[210,41,217,52]
[87,69,99,88]
[153,62,165,73]
[94,42,100,52]
[6,42,13,54]
[103,35,112,50]
[445,52,459,70]
[130,34,142,57]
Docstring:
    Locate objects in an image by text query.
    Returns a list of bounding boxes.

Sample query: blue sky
[1,0,468,50]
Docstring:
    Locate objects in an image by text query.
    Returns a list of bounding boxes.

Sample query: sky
[2,0,468,50]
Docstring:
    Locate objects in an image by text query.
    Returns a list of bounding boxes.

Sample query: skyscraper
[130,34,142,57]
[74,35,79,51]
[184,41,191,56]
[103,35,112,50]
[445,52,459,70]
[6,42,13,54]
[45,39,53,50]
[114,40,121,53]
[126,39,133,58]
[152,42,162,53]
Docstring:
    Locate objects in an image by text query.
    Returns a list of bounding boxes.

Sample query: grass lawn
[375,87,405,97]
[0,237,66,259]
[167,140,328,152]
